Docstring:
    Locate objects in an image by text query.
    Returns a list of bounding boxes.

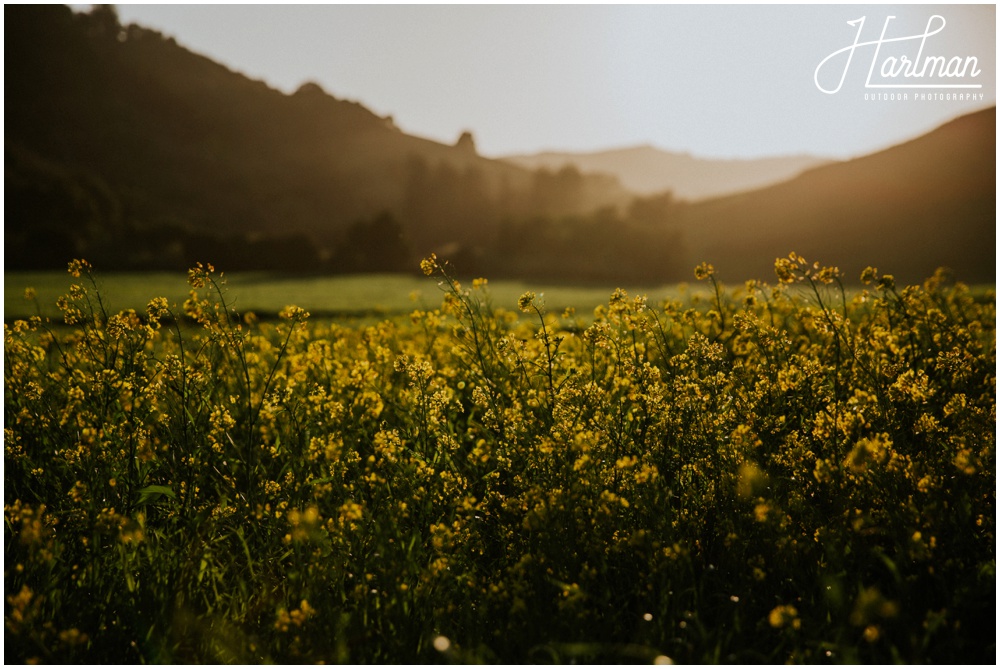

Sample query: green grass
[4,271,692,321]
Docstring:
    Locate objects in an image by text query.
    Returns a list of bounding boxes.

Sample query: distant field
[4,271,692,321]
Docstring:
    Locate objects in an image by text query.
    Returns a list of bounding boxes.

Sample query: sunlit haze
[76,4,998,160]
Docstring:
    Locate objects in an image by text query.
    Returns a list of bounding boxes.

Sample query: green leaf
[135,484,177,506]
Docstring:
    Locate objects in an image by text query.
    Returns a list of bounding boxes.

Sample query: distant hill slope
[4,6,992,285]
[678,107,996,285]
[5,5,629,271]
[502,145,832,200]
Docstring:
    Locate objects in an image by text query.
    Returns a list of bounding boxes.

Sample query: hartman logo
[815,15,984,95]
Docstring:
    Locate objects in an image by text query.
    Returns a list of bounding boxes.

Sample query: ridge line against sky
[88,3,995,160]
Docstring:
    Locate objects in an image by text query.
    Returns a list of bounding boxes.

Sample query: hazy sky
[105,4,995,160]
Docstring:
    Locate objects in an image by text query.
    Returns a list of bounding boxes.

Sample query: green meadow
[4,271,690,322]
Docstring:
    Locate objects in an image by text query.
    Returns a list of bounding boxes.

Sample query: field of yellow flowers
[4,254,995,663]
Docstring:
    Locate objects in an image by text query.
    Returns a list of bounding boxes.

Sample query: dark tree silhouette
[333,211,413,273]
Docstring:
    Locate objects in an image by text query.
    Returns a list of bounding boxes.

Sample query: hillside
[4,6,993,286]
[4,5,629,272]
[678,107,996,285]
[502,145,831,200]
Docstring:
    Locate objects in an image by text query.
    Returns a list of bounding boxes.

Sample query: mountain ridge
[502,144,834,200]
[4,5,994,285]
[4,4,630,272]
[678,106,996,284]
